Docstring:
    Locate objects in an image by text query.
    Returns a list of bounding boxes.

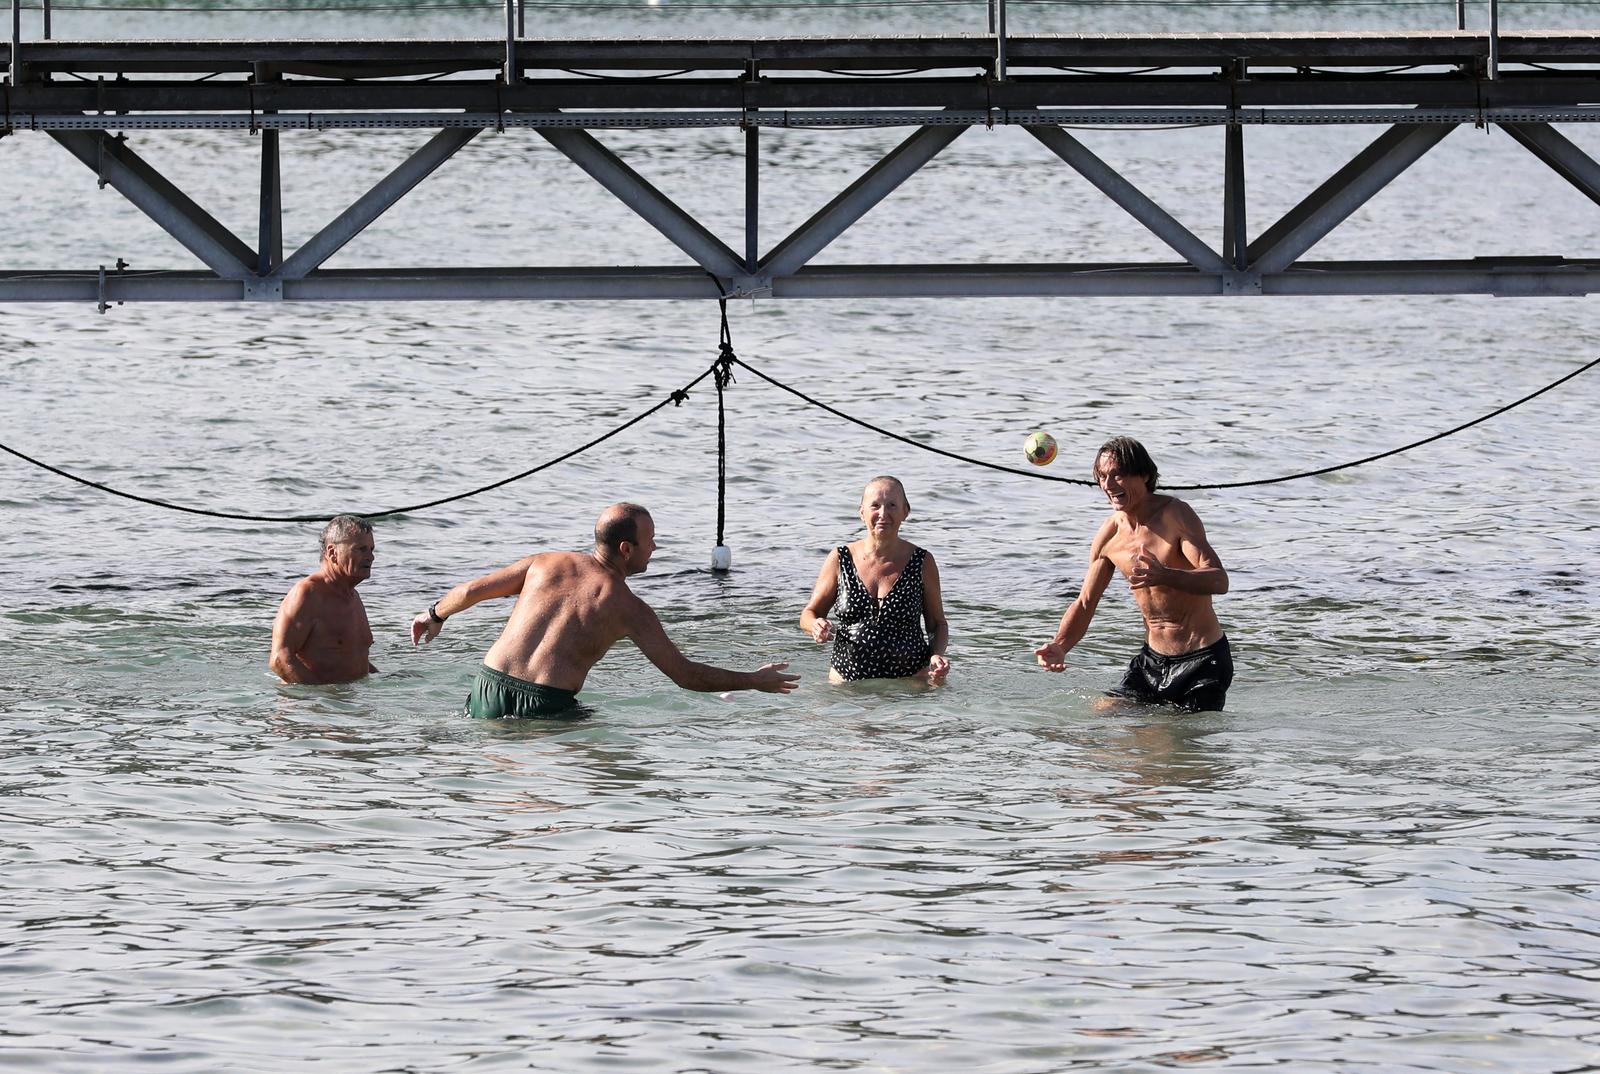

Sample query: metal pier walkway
[8,31,1600,302]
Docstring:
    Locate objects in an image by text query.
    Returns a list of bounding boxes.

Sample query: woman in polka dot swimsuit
[800,476,951,684]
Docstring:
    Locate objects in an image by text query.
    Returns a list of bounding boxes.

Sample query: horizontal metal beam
[17,107,1600,134]
[10,74,1600,116]
[14,32,1600,72]
[6,261,1599,302]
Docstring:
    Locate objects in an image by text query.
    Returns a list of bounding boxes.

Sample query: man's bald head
[594,503,653,555]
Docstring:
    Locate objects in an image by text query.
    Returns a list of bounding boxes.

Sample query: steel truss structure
[7,32,1600,302]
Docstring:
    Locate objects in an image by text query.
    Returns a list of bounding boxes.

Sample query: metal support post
[256,63,282,276]
[504,0,517,84]
[995,0,1008,82]
[258,130,282,275]
[516,0,525,39]
[43,0,50,40]
[1456,0,1466,30]
[1488,0,1500,80]
[1224,123,1247,271]
[745,123,759,272]
[10,0,21,86]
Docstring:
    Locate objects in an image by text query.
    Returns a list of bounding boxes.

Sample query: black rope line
[726,351,1600,492]
[1178,352,1600,490]
[713,296,738,547]
[0,363,720,523]
[6,333,1595,521]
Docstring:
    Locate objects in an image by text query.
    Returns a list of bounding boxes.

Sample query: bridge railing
[3,0,1522,92]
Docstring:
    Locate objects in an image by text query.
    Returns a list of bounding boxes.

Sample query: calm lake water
[3,2,1599,1071]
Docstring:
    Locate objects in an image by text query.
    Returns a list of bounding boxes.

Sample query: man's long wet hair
[319,514,373,556]
[595,503,652,554]
[1094,437,1160,493]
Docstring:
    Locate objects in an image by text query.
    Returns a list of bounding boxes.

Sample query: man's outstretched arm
[1036,549,1116,672]
[630,601,799,694]
[411,556,536,645]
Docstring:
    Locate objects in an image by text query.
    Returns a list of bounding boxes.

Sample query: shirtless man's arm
[270,581,319,684]
[630,599,797,694]
[1035,519,1118,672]
[411,556,536,645]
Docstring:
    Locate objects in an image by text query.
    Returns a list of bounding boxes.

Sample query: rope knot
[713,346,737,391]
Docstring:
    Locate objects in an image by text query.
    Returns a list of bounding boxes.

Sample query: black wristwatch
[428,602,446,625]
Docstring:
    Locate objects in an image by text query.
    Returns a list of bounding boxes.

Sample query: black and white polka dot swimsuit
[830,545,933,680]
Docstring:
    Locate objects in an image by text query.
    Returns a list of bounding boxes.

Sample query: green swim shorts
[466,664,581,719]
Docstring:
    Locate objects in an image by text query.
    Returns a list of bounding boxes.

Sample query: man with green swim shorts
[410,503,799,717]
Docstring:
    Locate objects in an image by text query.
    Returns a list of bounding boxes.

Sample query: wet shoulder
[1154,495,1204,534]
[285,574,331,612]
[1088,514,1122,559]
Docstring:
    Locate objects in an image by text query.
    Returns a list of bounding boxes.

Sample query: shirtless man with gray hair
[1035,437,1234,711]
[270,514,377,684]
[411,503,798,717]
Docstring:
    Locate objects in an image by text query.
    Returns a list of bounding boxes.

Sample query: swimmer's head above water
[1094,436,1160,496]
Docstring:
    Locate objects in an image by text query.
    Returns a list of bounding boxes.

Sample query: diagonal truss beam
[1026,124,1227,273]
[278,126,479,280]
[759,123,966,279]
[536,126,746,280]
[1246,121,1454,275]
[49,129,257,280]
[1501,122,1600,208]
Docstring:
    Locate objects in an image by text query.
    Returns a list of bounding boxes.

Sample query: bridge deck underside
[6,32,1600,303]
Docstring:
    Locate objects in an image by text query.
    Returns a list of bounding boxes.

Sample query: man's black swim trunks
[1108,636,1234,712]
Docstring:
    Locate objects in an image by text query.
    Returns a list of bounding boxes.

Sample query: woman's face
[859,481,909,537]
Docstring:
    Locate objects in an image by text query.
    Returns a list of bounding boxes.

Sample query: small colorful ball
[1024,430,1058,467]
